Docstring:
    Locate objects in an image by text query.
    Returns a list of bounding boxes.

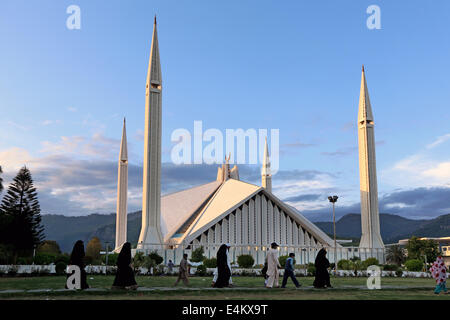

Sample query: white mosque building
[114,18,385,264]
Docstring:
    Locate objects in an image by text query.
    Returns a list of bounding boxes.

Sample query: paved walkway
[0,285,431,294]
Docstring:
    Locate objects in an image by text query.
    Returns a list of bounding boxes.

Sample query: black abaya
[66,240,89,289]
[213,244,231,288]
[313,248,331,288]
[112,242,137,288]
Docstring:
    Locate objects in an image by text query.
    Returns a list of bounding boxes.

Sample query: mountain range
[41,211,450,253]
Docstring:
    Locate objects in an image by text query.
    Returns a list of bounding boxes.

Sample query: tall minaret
[358,66,384,249]
[138,17,164,249]
[261,137,272,193]
[115,118,128,251]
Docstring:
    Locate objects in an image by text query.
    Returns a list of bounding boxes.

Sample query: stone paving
[0,285,431,294]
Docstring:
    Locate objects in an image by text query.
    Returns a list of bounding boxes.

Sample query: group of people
[66,240,447,294]
[262,242,331,289]
[66,240,137,290]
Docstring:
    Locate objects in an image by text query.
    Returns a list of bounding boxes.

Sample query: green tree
[148,251,163,265]
[86,237,102,263]
[406,236,439,263]
[0,166,44,262]
[386,245,406,266]
[37,240,61,255]
[191,246,206,262]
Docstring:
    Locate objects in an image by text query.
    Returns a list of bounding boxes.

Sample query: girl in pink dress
[429,256,448,294]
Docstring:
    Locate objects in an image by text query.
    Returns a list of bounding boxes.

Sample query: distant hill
[315,213,450,244]
[41,211,450,253]
[41,211,141,253]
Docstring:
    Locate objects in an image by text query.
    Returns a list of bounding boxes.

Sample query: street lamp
[328,195,338,273]
[104,241,110,274]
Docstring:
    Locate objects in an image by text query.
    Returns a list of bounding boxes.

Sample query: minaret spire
[119,117,128,161]
[138,18,164,250]
[358,66,384,250]
[115,118,128,251]
[358,65,374,123]
[262,137,272,193]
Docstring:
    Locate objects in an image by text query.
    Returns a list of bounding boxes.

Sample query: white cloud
[381,134,450,189]
[426,133,450,149]
[423,162,450,181]
[40,133,120,160]
[40,120,62,126]
[0,147,34,172]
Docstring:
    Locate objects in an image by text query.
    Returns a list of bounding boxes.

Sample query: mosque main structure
[115,19,384,258]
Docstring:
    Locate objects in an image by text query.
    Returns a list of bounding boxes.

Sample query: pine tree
[0,166,45,260]
[0,165,3,193]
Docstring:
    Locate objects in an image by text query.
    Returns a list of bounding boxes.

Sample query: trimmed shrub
[16,256,33,265]
[195,264,207,276]
[362,257,379,270]
[34,253,58,265]
[237,254,255,268]
[55,261,67,275]
[307,263,316,276]
[56,254,70,265]
[382,264,399,271]
[337,259,352,270]
[148,251,163,265]
[405,259,423,272]
[102,253,119,266]
[395,269,403,277]
[203,257,217,268]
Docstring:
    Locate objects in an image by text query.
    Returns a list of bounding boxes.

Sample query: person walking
[167,259,174,274]
[266,242,281,288]
[174,254,190,286]
[313,248,332,288]
[66,240,89,289]
[430,255,448,295]
[261,256,269,287]
[111,242,138,290]
[213,244,232,288]
[281,253,301,288]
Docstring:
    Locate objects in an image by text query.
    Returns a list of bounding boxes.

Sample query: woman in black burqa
[66,240,89,289]
[213,244,231,288]
[313,248,332,288]
[112,242,138,290]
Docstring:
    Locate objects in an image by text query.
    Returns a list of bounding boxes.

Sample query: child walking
[429,255,448,295]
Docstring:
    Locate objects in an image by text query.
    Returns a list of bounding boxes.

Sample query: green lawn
[0,275,448,300]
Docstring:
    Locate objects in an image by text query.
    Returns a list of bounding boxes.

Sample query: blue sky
[1,0,449,220]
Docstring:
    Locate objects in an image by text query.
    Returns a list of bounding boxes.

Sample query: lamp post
[328,195,338,273]
[104,241,110,274]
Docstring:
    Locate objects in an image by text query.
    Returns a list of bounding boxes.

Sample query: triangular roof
[175,179,337,247]
[186,179,262,237]
[160,180,221,240]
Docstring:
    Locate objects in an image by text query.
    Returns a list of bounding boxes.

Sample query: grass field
[0,275,448,300]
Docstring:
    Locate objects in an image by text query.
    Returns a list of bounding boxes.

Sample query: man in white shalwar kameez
[266,242,281,288]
